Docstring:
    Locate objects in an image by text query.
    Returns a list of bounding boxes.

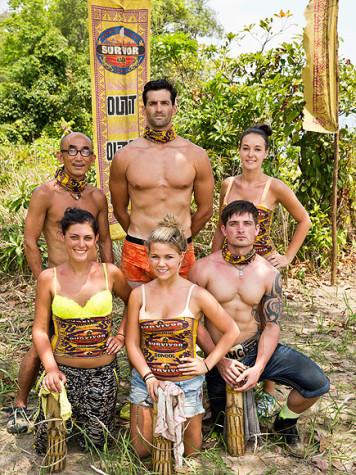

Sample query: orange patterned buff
[55,166,87,199]
[222,241,256,266]
[255,206,274,256]
[51,315,112,358]
[140,317,198,380]
[143,125,177,143]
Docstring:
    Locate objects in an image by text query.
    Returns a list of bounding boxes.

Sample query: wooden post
[331,130,339,285]
[152,402,173,475]
[226,385,245,456]
[45,394,67,473]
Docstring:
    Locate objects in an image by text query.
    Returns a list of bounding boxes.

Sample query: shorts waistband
[226,334,259,361]
[126,234,192,245]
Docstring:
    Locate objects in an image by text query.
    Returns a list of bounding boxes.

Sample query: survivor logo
[96,26,145,75]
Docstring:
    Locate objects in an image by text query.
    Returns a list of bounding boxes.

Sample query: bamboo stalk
[331,3,340,285]
[45,394,67,473]
[226,385,245,456]
[152,401,173,475]
[331,130,339,285]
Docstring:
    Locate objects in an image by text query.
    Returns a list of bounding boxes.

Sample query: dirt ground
[0,265,355,475]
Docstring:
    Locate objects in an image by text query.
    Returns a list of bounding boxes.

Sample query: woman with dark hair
[126,215,239,459]
[33,207,131,451]
[212,124,311,407]
[212,124,311,266]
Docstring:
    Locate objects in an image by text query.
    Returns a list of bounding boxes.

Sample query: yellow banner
[302,0,338,133]
[88,0,151,239]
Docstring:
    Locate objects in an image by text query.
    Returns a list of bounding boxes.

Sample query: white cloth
[154,382,187,468]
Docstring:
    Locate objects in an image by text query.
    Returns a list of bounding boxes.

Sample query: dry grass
[0,269,355,474]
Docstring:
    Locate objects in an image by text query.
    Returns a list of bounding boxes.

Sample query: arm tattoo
[261,273,282,325]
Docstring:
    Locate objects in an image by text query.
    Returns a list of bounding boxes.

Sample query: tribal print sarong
[35,360,118,453]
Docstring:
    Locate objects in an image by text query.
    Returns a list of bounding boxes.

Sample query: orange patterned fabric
[51,314,112,358]
[254,206,274,256]
[121,239,195,282]
[140,317,199,380]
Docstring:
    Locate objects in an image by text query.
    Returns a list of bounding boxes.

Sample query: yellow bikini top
[51,264,113,358]
[52,264,112,319]
[223,177,274,256]
[139,284,199,380]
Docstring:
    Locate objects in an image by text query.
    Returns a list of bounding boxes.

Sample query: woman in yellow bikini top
[32,207,131,389]
[32,207,131,451]
[51,263,114,360]
[212,124,311,269]
[125,215,238,458]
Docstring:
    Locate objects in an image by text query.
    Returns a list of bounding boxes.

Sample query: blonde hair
[146,215,187,253]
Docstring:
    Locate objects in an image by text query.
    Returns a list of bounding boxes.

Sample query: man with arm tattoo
[190,200,329,453]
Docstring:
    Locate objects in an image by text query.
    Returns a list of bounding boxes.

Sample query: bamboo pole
[331,3,340,285]
[152,401,173,475]
[226,385,245,456]
[331,130,339,285]
[45,394,67,473]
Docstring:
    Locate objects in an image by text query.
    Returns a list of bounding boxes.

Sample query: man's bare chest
[45,191,98,231]
[126,152,195,191]
[207,270,266,308]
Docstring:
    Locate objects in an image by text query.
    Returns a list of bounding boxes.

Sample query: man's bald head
[60,132,93,150]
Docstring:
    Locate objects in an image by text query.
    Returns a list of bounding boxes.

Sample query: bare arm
[180,288,239,376]
[211,178,232,252]
[125,289,151,378]
[190,150,214,237]
[268,180,311,268]
[125,289,165,401]
[111,265,131,337]
[105,265,131,354]
[109,150,130,232]
[235,271,282,391]
[95,190,114,263]
[24,188,48,279]
[32,270,66,391]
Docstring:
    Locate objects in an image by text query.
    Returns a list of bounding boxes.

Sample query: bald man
[7,132,113,433]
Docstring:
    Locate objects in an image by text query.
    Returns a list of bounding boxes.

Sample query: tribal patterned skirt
[35,360,118,453]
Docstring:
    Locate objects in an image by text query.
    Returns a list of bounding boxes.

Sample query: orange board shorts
[121,235,195,283]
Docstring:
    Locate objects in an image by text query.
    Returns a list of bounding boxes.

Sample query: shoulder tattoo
[261,272,282,325]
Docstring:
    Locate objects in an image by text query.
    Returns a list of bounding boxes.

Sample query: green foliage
[0,0,92,142]
[6,181,37,212]
[0,223,26,272]
[173,17,355,266]
[151,0,223,38]
[0,4,354,268]
[0,141,54,273]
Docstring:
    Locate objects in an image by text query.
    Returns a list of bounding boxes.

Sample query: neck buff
[222,240,256,266]
[55,166,87,199]
[143,125,177,144]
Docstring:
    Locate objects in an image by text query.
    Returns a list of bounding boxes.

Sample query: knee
[184,436,202,456]
[27,345,40,361]
[312,370,330,396]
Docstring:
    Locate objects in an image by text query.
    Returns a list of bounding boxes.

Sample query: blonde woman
[126,216,239,457]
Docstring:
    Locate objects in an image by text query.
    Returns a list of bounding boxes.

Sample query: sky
[207,0,355,64]
[0,0,354,64]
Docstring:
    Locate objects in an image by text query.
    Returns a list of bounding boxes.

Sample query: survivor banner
[302,0,338,133]
[88,0,151,239]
